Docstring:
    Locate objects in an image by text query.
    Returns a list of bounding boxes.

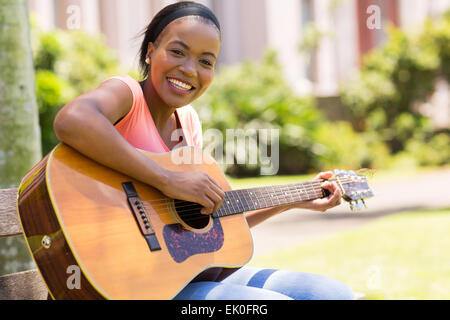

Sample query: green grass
[247,208,450,300]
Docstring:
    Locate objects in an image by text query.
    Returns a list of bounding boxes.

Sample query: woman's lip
[166,78,195,96]
[167,76,196,89]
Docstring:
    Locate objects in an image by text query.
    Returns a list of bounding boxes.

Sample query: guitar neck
[213,179,333,218]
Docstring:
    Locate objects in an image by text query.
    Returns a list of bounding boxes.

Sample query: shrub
[311,121,390,171]
[193,51,325,176]
[32,26,122,154]
[340,11,450,162]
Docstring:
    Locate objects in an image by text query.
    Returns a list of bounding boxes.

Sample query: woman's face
[146,18,221,108]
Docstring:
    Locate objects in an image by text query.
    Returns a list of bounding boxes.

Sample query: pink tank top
[104,75,203,153]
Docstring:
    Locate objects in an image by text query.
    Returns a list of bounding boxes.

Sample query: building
[28,0,450,100]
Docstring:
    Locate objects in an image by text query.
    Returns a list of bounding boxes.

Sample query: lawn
[246,208,450,300]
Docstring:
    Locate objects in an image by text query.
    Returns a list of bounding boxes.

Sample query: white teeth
[167,78,192,90]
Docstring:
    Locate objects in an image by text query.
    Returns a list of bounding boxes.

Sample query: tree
[0,0,41,276]
[0,0,42,188]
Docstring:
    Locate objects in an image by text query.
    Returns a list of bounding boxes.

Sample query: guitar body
[17,144,253,300]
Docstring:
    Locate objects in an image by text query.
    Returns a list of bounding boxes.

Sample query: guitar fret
[237,190,244,211]
[298,183,307,201]
[312,181,322,198]
[227,192,237,214]
[248,189,256,210]
[262,187,270,209]
[216,178,333,218]
[237,190,245,212]
[216,200,224,217]
[231,190,241,213]
[273,186,280,206]
[268,186,275,207]
[272,185,280,206]
[300,182,309,200]
[286,185,294,204]
[242,189,250,211]
[242,189,251,212]
[260,188,267,208]
[308,181,319,200]
[293,184,301,203]
[280,185,289,206]
[254,188,262,210]
[222,194,231,216]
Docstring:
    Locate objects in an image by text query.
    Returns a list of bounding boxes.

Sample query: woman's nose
[179,58,196,77]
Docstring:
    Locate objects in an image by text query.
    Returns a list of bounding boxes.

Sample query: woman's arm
[54,79,224,215]
[244,171,342,228]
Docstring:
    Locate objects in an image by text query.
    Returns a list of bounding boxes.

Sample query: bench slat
[0,269,49,300]
[0,188,22,238]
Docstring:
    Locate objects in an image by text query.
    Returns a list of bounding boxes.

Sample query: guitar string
[137,177,362,212]
[157,177,369,224]
[145,185,323,218]
[137,178,365,223]
[137,177,361,217]
[141,179,335,212]
[139,183,364,225]
[135,177,359,206]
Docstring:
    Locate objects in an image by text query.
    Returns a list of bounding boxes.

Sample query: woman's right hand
[159,171,225,215]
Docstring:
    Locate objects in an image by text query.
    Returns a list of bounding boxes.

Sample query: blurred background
[0,0,449,299]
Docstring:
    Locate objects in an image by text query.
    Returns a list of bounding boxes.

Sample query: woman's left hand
[292,171,342,213]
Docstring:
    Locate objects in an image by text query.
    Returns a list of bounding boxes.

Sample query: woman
[54,1,354,300]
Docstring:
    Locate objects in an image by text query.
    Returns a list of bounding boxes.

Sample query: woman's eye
[200,59,213,67]
[171,49,184,56]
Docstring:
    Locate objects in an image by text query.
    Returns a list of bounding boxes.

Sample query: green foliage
[193,51,391,176]
[311,121,390,171]
[402,133,450,166]
[340,12,450,160]
[32,27,121,154]
[193,51,325,175]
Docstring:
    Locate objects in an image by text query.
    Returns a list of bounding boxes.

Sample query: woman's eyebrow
[169,40,217,60]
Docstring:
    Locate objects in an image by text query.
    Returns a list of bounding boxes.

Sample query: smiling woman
[51,1,354,300]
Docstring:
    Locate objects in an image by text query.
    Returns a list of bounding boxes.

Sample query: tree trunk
[0,0,42,189]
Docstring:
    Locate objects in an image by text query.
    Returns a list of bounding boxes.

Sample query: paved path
[250,167,450,257]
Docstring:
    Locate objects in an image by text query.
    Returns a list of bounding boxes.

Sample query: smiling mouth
[167,77,195,92]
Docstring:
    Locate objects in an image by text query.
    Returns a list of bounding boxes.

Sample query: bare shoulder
[59,77,133,125]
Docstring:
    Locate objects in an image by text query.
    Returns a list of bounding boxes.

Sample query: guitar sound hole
[173,199,210,229]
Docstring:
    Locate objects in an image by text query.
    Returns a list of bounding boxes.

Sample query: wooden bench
[0,188,49,300]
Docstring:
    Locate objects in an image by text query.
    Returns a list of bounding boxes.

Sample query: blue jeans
[173,267,355,300]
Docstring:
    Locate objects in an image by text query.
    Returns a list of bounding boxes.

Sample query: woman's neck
[141,78,177,132]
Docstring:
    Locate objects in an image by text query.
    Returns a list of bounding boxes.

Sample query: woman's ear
[146,42,155,65]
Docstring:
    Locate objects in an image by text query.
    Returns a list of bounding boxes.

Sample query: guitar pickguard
[163,218,224,263]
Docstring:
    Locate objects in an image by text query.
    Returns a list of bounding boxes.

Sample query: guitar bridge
[122,182,161,252]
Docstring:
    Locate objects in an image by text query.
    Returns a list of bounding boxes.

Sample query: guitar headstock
[334,169,374,211]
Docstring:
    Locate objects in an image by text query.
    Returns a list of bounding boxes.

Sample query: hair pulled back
[137,1,221,79]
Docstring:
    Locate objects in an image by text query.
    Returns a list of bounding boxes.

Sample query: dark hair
[137,1,221,80]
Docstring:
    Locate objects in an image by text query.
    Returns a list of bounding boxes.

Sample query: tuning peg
[349,201,356,211]
[361,199,367,209]
[334,169,341,175]
[355,200,364,211]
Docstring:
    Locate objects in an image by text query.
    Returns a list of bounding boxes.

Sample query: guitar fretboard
[212,180,329,218]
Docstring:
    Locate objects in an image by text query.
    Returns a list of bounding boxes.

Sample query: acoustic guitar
[17,143,373,299]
